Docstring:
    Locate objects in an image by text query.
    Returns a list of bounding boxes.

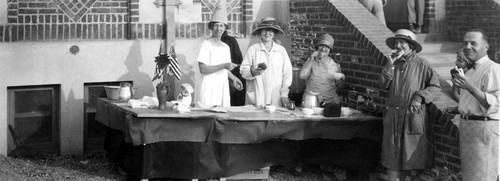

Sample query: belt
[461,115,499,121]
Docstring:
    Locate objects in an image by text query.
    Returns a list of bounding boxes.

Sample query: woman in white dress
[197,11,243,107]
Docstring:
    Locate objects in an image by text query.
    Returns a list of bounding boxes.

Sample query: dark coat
[379,52,441,170]
[221,31,245,106]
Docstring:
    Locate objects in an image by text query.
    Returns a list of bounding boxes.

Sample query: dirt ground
[0,149,369,181]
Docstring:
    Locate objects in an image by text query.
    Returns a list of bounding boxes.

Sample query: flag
[168,46,182,80]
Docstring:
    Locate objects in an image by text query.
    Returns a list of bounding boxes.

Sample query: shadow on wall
[60,89,81,153]
[118,41,155,98]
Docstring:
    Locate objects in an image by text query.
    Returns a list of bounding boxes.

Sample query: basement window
[83,81,132,150]
[8,85,60,156]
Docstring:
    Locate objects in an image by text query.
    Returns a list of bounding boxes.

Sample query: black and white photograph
[0,0,499,180]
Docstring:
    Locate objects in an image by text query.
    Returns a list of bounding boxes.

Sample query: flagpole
[163,0,182,100]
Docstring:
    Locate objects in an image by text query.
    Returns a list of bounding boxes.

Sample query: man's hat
[385,29,422,53]
[315,34,334,50]
[251,17,285,36]
[209,0,227,24]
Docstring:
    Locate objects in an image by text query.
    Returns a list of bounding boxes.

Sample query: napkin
[127,96,159,108]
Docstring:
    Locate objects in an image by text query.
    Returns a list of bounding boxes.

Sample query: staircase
[415,34,462,94]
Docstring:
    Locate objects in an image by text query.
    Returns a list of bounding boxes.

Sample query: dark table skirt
[105,127,380,180]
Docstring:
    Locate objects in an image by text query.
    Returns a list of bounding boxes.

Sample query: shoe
[408,24,421,34]
[414,26,422,34]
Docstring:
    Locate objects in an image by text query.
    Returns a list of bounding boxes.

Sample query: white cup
[341,107,353,117]
[265,105,276,113]
[302,108,314,116]
[240,65,251,72]
[333,73,345,80]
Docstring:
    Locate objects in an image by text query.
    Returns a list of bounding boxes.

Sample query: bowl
[104,86,120,100]
[313,107,324,115]
[302,108,314,116]
[341,107,354,117]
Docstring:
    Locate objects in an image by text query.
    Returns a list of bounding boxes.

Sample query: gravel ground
[0,150,367,181]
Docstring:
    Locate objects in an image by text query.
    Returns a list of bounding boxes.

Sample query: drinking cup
[287,101,296,110]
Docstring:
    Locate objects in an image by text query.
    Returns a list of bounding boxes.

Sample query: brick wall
[445,0,500,62]
[423,0,436,33]
[429,99,461,175]
[0,0,253,42]
[290,0,392,115]
[176,0,252,39]
[1,0,144,41]
[290,0,461,180]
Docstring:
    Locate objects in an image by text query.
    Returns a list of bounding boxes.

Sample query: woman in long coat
[379,29,441,180]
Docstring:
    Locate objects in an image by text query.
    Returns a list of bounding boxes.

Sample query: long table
[96,98,383,180]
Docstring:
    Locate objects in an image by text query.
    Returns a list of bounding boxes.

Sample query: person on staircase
[358,0,387,26]
[379,29,442,181]
[407,0,424,33]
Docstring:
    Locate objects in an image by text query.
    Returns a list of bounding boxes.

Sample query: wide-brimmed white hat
[251,17,285,36]
[209,0,227,24]
[385,29,422,53]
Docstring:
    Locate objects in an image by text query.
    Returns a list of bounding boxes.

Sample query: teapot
[118,82,133,101]
[302,91,322,108]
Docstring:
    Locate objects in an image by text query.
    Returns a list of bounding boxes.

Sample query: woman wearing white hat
[299,34,345,105]
[240,17,293,107]
[197,4,243,107]
[379,29,441,181]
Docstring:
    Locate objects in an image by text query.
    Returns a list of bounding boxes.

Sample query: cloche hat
[315,34,334,50]
[385,29,422,53]
[209,0,227,24]
[251,17,285,36]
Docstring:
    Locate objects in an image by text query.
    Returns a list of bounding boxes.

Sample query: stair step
[435,66,454,76]
[419,52,456,65]
[416,33,450,42]
[419,42,463,54]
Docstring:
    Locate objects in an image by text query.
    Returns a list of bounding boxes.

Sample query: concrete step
[416,40,462,89]
[435,66,453,79]
[418,52,456,65]
[419,42,463,54]
[416,33,450,43]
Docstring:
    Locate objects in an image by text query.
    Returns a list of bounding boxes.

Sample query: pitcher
[301,91,322,108]
[118,82,133,101]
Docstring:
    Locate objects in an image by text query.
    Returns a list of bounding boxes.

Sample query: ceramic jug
[118,82,133,101]
[302,91,322,108]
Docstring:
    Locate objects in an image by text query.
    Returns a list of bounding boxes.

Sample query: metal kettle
[118,82,133,101]
[302,91,322,108]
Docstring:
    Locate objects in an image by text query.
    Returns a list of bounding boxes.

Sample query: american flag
[167,46,182,80]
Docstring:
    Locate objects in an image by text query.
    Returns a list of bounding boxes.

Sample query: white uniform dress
[240,41,293,107]
[197,40,231,107]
